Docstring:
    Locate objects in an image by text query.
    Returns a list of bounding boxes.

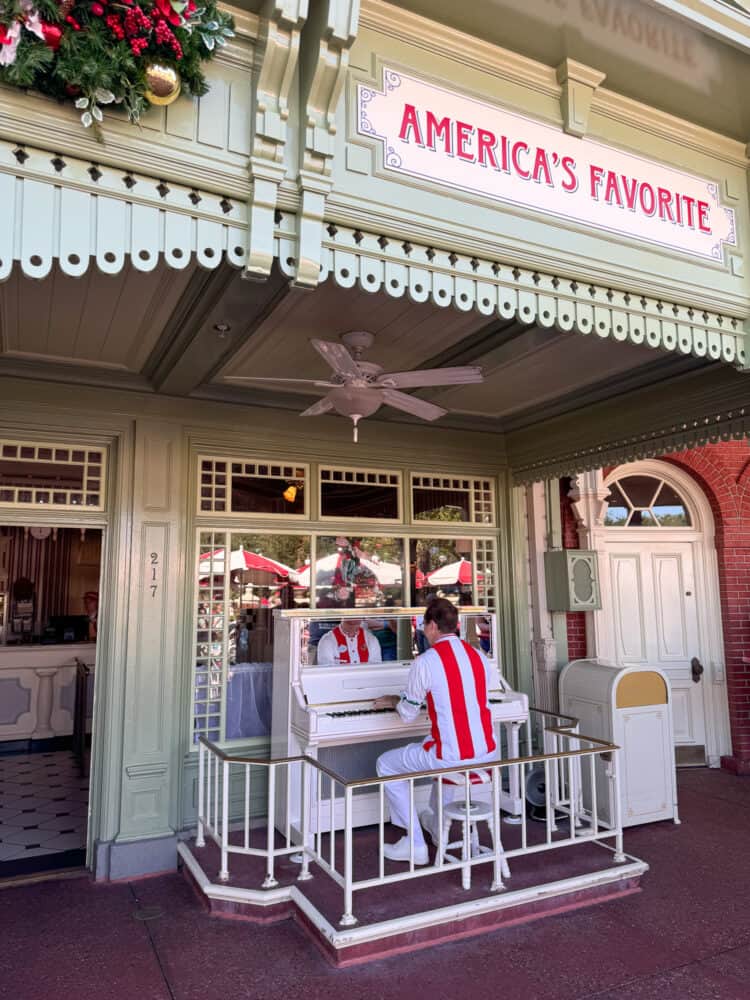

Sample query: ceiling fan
[224,331,484,442]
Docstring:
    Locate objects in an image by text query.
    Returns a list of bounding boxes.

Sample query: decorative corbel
[555,59,606,138]
[294,0,359,287]
[568,471,610,547]
[246,1,310,280]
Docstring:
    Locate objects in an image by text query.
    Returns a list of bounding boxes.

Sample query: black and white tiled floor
[0,752,88,865]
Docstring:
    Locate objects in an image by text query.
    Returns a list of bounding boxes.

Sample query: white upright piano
[271,607,529,834]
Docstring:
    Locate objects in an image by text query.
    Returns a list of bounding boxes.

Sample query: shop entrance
[601,537,706,758]
[595,462,728,766]
[0,526,101,877]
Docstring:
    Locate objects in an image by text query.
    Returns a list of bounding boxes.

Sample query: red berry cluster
[124,5,151,36]
[153,17,182,59]
[105,12,124,39]
[65,14,81,29]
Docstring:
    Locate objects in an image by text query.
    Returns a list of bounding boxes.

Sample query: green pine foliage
[0,0,234,134]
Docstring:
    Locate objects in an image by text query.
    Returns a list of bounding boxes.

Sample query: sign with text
[357,68,736,262]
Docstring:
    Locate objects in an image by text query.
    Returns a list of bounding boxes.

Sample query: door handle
[691,657,704,683]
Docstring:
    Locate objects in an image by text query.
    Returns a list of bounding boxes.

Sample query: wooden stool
[437,769,510,890]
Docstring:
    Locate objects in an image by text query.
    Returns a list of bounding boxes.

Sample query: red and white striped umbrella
[199,548,296,579]
[426,558,477,586]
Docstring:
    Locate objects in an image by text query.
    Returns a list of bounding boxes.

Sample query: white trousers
[376,742,498,848]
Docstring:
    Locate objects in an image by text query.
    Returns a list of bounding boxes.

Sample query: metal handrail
[73,657,92,778]
[197,707,619,790]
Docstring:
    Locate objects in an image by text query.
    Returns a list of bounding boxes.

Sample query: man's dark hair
[424,597,459,634]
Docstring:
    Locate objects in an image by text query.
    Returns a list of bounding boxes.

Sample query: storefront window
[313,535,404,608]
[0,526,101,646]
[411,475,495,525]
[409,536,496,608]
[319,467,401,520]
[193,531,311,744]
[192,510,498,747]
[198,457,307,516]
[0,440,105,510]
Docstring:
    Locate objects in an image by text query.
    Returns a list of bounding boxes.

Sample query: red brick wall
[612,442,750,774]
[560,478,587,660]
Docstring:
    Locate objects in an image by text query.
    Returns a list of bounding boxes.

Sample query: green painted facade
[0,0,747,876]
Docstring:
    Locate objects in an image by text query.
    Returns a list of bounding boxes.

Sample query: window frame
[0,438,107,512]
[410,472,496,527]
[318,464,403,524]
[196,454,310,519]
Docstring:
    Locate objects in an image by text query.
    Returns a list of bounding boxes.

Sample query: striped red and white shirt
[397,634,496,762]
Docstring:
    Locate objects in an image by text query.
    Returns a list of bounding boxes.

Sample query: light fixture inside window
[282,480,304,503]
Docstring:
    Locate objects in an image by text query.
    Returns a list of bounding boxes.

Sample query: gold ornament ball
[144,64,181,106]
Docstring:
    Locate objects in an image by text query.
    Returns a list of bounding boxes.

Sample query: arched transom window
[604,474,691,527]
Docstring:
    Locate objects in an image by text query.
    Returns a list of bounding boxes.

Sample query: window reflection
[312,536,404,608]
[410,537,476,606]
[304,614,436,666]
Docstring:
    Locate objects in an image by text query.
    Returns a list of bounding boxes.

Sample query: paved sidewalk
[3,769,749,1000]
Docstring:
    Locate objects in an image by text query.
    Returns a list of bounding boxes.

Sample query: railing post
[298,760,313,881]
[505,721,522,824]
[571,724,584,828]
[461,770,471,890]
[263,762,279,888]
[340,785,357,927]
[609,749,627,864]
[196,741,206,848]
[218,758,230,882]
[491,764,504,892]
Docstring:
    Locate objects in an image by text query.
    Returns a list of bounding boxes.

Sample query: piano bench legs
[440,799,510,891]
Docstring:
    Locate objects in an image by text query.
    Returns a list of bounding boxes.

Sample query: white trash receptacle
[559,658,679,828]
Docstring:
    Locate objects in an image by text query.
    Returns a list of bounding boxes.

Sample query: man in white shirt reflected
[316,618,383,665]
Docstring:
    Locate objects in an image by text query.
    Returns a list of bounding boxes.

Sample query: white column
[32,667,57,738]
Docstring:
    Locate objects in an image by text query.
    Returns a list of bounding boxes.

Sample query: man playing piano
[316,617,383,666]
[374,597,497,864]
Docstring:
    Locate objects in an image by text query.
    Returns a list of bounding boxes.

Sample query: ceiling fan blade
[223,376,336,388]
[310,339,361,378]
[380,388,448,422]
[376,366,484,389]
[299,395,335,417]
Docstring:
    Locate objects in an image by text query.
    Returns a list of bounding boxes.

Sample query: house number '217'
[150,551,160,598]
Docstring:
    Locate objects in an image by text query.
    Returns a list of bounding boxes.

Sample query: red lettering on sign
[477,128,499,169]
[456,121,475,162]
[639,183,656,216]
[398,104,424,145]
[511,141,530,179]
[621,175,638,211]
[657,187,675,223]
[697,201,711,233]
[532,147,553,186]
[682,196,696,228]
[425,111,452,154]
[561,156,578,192]
[589,164,605,200]
[604,171,623,208]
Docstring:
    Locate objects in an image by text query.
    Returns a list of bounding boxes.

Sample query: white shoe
[419,809,440,847]
[382,836,429,865]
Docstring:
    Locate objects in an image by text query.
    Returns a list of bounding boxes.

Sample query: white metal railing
[195,709,625,927]
[196,738,311,887]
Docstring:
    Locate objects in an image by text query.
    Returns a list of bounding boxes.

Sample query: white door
[606,540,706,758]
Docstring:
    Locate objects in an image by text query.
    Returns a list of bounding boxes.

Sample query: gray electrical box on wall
[544,550,601,611]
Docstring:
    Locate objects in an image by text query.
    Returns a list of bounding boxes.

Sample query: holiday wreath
[0,0,234,135]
